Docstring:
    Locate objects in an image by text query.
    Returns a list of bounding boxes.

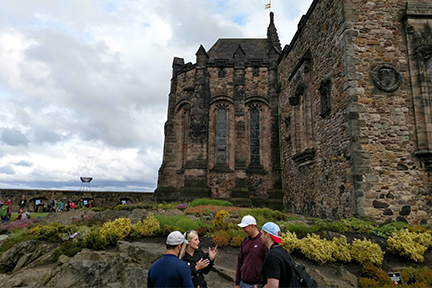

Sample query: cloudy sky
[0,0,313,192]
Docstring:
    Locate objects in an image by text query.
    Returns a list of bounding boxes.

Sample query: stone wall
[0,189,154,212]
[279,0,353,219]
[347,0,432,224]
[278,0,432,224]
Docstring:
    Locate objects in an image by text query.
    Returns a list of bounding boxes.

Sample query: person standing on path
[259,222,292,288]
[147,231,194,288]
[19,195,26,210]
[235,215,268,288]
[1,200,12,223]
[179,230,218,288]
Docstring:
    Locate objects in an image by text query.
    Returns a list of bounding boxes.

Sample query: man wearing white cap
[235,215,268,288]
[148,231,194,288]
[260,222,291,288]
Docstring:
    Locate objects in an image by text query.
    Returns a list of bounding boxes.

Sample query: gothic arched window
[429,59,432,87]
[216,108,227,164]
[250,108,260,164]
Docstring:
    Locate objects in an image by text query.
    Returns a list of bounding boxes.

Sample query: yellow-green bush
[351,238,384,266]
[280,231,300,253]
[387,229,428,262]
[100,217,133,245]
[132,213,160,237]
[415,231,432,248]
[30,223,63,242]
[213,210,230,230]
[332,236,352,263]
[298,234,336,264]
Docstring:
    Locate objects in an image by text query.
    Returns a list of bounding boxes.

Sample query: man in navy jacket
[148,231,194,288]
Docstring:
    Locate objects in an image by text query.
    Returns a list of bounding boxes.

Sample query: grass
[10,212,49,221]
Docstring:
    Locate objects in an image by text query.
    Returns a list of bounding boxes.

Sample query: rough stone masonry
[156,0,432,225]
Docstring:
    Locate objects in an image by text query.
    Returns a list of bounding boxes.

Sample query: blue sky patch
[232,14,247,26]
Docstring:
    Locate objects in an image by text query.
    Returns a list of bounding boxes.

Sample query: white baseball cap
[238,215,257,228]
[166,231,189,245]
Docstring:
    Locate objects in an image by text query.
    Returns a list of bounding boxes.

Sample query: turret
[267,12,282,53]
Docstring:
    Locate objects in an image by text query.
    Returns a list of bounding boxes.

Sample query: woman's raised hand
[208,245,218,260]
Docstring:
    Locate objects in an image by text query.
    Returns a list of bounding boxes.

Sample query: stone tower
[155,13,283,209]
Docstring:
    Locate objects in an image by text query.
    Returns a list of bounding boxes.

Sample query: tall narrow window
[429,59,432,87]
[216,108,227,164]
[250,108,260,164]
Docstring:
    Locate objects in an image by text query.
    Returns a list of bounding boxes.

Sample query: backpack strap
[271,246,296,268]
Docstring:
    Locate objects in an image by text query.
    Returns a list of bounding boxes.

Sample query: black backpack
[273,247,318,288]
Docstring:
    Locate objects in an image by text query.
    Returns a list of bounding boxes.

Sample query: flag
[265,3,271,9]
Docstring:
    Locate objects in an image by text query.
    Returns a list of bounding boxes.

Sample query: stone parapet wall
[0,189,154,212]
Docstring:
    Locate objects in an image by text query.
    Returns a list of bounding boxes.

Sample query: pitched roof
[207,38,270,63]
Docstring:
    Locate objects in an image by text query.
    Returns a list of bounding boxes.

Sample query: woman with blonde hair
[179,230,218,288]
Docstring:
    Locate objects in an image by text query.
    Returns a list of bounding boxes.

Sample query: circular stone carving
[372,64,402,92]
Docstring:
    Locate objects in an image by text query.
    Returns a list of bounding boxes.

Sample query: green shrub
[189,198,233,207]
[228,228,244,240]
[315,219,350,233]
[371,221,410,238]
[30,223,63,242]
[83,226,107,250]
[155,215,205,233]
[239,208,284,224]
[342,218,376,233]
[161,225,181,236]
[280,222,319,238]
[351,238,384,266]
[50,240,84,261]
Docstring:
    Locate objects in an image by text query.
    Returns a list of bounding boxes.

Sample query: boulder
[0,241,52,273]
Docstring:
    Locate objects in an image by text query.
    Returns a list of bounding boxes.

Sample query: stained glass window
[217,108,227,163]
[250,108,260,164]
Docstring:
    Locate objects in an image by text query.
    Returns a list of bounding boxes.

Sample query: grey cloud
[0,128,29,146]
[0,165,15,175]
[13,160,33,167]
[33,127,62,144]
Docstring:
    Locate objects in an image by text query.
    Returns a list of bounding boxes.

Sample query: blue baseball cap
[262,222,282,244]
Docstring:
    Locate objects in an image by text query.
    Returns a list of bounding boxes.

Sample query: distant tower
[80,177,93,191]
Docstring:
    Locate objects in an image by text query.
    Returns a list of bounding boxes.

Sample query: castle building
[157,0,432,225]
